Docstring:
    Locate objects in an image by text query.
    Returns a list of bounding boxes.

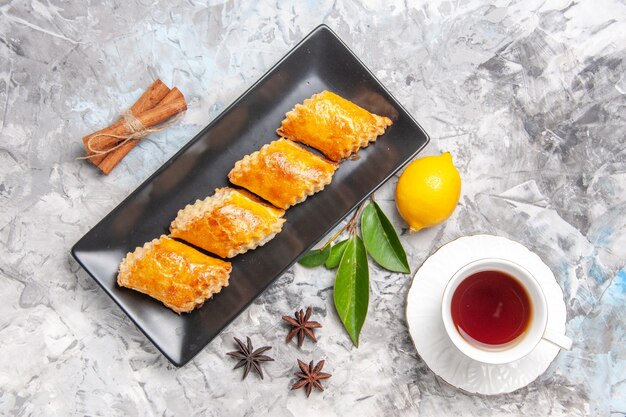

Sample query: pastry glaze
[277,90,393,162]
[117,235,232,314]
[228,139,337,209]
[170,187,286,258]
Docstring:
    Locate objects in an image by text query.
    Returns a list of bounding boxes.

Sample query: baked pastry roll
[170,187,285,258]
[277,90,393,162]
[228,139,337,209]
[117,235,231,314]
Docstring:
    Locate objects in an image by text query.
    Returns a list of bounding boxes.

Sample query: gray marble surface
[1,0,625,416]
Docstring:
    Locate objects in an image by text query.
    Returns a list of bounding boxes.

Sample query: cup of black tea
[441,258,572,364]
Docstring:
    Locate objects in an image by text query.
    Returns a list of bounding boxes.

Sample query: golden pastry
[117,235,232,314]
[277,90,393,162]
[228,138,337,209]
[170,187,286,258]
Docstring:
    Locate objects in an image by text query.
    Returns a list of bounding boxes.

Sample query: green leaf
[334,235,369,347]
[325,239,349,269]
[361,201,410,274]
[298,244,331,268]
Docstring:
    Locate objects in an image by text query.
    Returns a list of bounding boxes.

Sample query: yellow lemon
[395,152,461,232]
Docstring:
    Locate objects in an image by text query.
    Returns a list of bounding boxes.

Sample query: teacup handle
[542,328,572,350]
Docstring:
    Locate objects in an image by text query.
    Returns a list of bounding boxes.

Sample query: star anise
[282,306,322,347]
[291,359,331,397]
[226,336,274,380]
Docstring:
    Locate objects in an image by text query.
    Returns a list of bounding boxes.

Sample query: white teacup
[441,258,572,364]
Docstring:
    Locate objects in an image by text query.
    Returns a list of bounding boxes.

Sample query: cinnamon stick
[130,79,171,115]
[96,88,187,175]
[83,79,171,165]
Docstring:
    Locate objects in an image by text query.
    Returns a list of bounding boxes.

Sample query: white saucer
[406,235,567,395]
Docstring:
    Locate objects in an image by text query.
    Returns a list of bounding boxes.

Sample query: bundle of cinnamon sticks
[82,79,187,174]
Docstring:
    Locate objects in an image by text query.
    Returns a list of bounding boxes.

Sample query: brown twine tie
[79,109,184,159]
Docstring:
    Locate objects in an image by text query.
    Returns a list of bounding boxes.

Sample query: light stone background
[1,0,625,416]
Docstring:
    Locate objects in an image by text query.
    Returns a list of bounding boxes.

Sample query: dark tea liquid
[451,270,532,346]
